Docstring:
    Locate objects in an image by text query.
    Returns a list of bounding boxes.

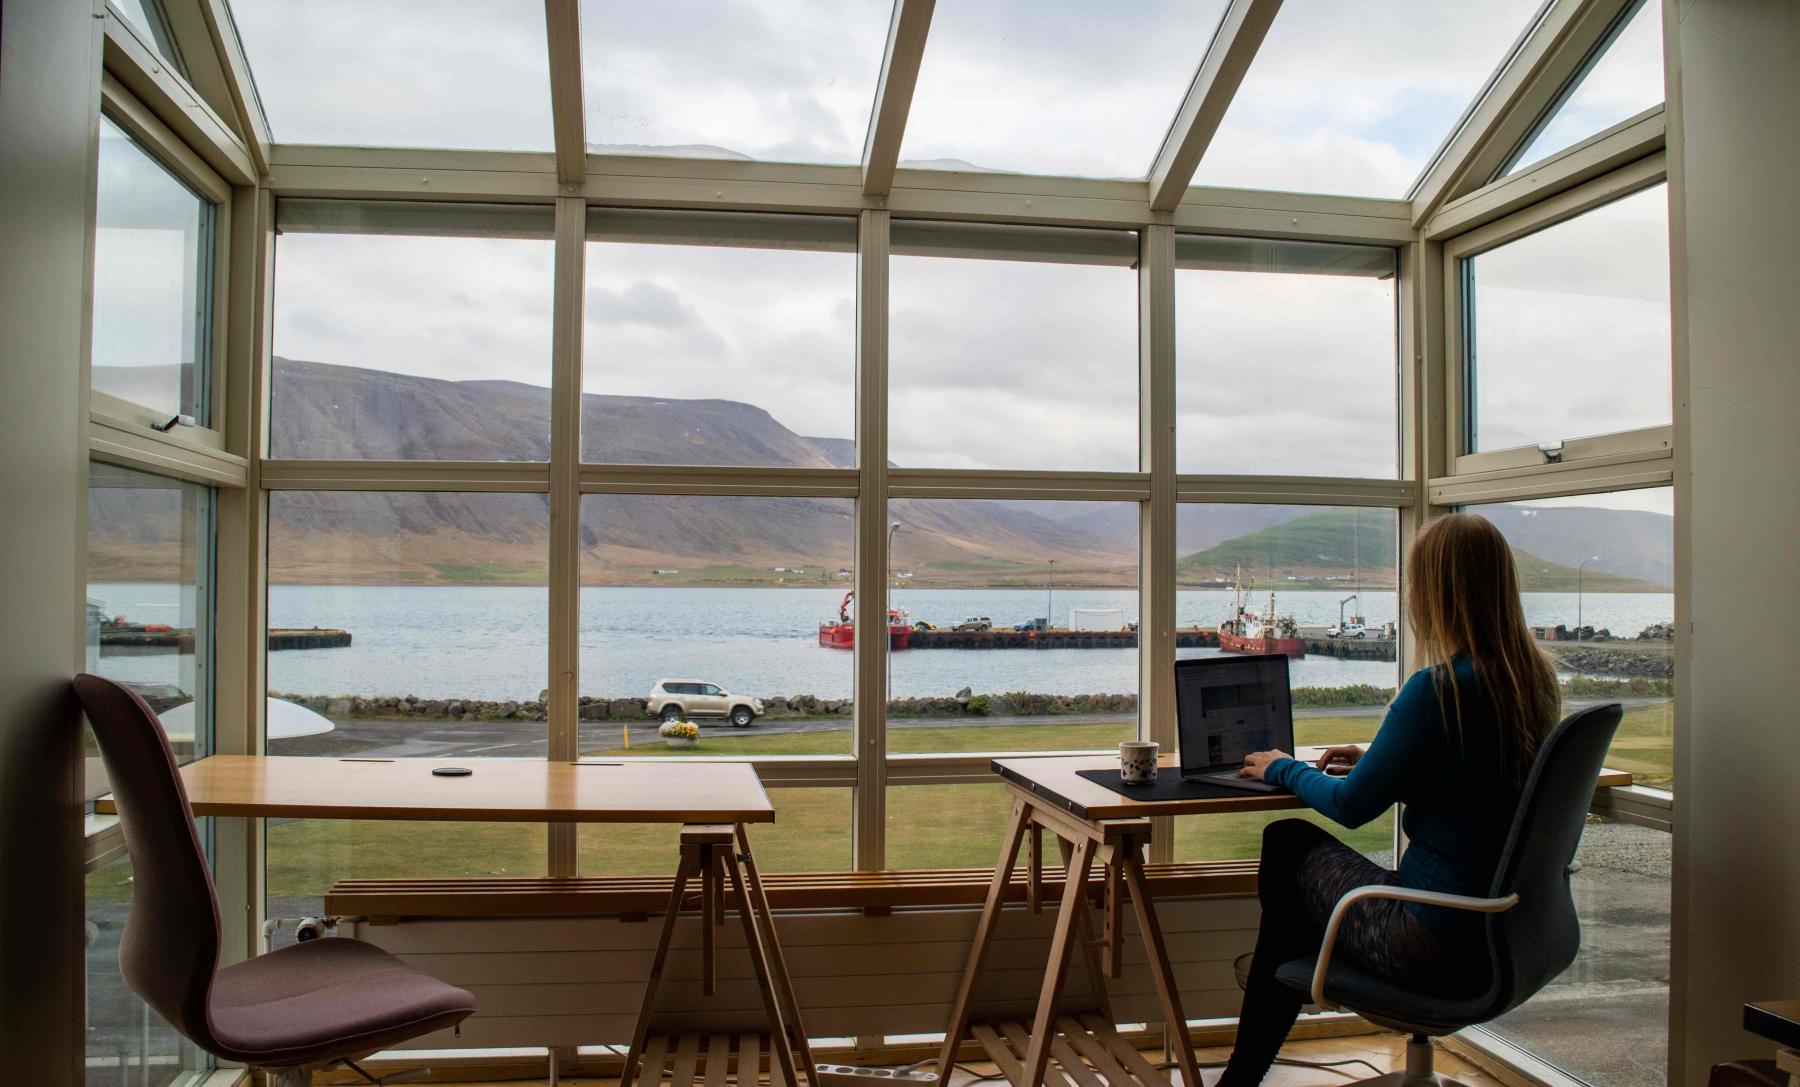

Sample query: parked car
[953,617,993,632]
[1326,622,1368,639]
[647,680,763,727]
[1013,617,1047,632]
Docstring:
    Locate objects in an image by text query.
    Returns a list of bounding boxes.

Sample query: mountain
[88,360,1673,591]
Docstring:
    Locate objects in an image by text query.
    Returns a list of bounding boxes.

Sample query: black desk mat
[1075,767,1274,801]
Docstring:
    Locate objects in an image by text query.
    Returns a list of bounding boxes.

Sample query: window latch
[150,414,196,433]
[1536,440,1564,464]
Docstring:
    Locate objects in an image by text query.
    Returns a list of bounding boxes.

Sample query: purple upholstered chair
[75,674,476,1087]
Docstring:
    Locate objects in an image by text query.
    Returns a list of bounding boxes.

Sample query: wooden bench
[324,861,1261,923]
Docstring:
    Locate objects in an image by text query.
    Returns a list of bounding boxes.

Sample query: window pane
[1176,237,1398,477]
[887,784,1014,870]
[92,116,214,424]
[229,0,553,150]
[580,0,889,164]
[266,491,548,756]
[1484,815,1668,1087]
[577,495,853,758]
[88,854,211,1083]
[1175,807,1395,862]
[1467,185,1670,452]
[267,820,546,949]
[86,464,214,801]
[900,0,1230,178]
[1462,487,1674,791]
[1177,504,1400,749]
[885,500,1138,756]
[1192,0,1545,197]
[582,212,855,466]
[113,0,185,75]
[889,224,1138,471]
[579,790,851,875]
[270,221,555,460]
[1508,0,1663,175]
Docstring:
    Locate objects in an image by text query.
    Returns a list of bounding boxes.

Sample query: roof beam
[861,0,935,197]
[192,0,272,176]
[1146,0,1283,213]
[545,0,587,185]
[1410,0,1640,227]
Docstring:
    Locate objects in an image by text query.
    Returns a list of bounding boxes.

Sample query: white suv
[648,680,763,728]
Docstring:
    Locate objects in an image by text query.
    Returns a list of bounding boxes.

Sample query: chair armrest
[1309,885,1520,1010]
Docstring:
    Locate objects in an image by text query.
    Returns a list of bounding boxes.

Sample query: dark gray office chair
[1274,703,1624,1086]
[75,674,477,1087]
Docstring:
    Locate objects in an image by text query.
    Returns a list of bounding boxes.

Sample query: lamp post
[1576,556,1599,642]
[1047,558,1056,631]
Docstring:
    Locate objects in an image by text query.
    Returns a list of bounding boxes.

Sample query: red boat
[819,590,911,650]
[1218,569,1305,658]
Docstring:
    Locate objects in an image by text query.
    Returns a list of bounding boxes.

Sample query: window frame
[1441,154,1671,480]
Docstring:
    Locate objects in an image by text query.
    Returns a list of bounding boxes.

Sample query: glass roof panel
[1506,0,1663,175]
[899,0,1233,179]
[580,0,890,164]
[1191,0,1546,197]
[229,0,553,151]
[114,0,185,73]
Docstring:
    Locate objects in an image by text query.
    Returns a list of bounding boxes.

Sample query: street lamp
[1047,558,1056,631]
[1576,555,1599,642]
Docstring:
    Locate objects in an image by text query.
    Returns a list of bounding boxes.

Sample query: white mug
[1119,740,1159,785]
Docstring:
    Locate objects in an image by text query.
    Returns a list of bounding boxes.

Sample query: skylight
[580,0,890,163]
[230,0,554,151]
[1506,0,1663,175]
[1190,0,1547,198]
[899,0,1233,179]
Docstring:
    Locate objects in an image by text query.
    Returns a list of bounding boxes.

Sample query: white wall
[1666,1,1800,1082]
[0,0,98,1080]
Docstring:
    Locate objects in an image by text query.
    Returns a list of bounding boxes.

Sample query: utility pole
[1047,558,1056,630]
[1576,555,1599,642]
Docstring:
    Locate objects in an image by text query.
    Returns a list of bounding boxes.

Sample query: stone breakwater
[267,688,1141,723]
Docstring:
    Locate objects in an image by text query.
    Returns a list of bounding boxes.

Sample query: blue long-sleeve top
[1263,657,1524,933]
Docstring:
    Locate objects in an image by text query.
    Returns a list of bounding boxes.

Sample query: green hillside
[1179,508,1665,592]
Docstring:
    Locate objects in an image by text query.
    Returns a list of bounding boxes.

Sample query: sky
[223,0,1671,515]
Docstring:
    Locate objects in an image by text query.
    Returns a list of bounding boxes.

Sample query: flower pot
[663,735,698,749]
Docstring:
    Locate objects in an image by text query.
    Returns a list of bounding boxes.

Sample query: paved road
[270,698,1663,760]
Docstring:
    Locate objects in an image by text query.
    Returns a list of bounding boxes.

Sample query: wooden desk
[1745,1000,1800,1087]
[940,751,1634,1087]
[100,756,808,1087]
[95,754,777,824]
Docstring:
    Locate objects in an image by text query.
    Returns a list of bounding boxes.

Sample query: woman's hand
[1239,749,1292,781]
[1314,745,1364,775]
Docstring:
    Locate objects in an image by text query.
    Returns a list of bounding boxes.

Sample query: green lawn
[262,703,1671,901]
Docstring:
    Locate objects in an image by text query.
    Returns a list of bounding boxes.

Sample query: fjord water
[88,584,1677,702]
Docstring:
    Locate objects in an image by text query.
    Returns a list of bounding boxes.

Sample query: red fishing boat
[819,590,911,650]
[1218,568,1305,658]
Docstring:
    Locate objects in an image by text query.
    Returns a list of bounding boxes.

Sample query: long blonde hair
[1405,513,1561,782]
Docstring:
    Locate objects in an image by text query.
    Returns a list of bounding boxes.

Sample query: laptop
[1174,653,1296,794]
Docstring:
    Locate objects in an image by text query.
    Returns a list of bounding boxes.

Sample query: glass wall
[1465,183,1671,454]
[87,854,210,1085]
[264,490,550,755]
[1176,236,1398,477]
[269,206,556,460]
[91,115,214,424]
[1508,0,1664,175]
[85,463,214,800]
[577,494,855,757]
[1463,485,1672,1087]
[582,210,856,466]
[578,790,852,876]
[888,223,1139,471]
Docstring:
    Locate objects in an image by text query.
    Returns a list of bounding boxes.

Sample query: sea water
[90,583,1675,703]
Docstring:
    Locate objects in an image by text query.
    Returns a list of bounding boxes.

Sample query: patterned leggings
[1217,819,1485,1086]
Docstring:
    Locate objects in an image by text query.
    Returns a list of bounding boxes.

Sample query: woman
[1216,513,1562,1086]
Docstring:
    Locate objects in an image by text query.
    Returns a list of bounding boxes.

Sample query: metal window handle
[1566,860,1583,875]
[151,414,196,432]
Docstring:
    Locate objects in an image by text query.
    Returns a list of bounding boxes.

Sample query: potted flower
[659,720,700,749]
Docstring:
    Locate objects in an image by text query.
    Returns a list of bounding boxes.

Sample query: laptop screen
[1175,654,1295,775]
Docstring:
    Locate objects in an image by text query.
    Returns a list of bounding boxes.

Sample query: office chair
[1273,702,1624,1086]
[75,674,477,1087]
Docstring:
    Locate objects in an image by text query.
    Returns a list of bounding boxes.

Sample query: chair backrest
[74,674,222,1051]
[1480,701,1623,1018]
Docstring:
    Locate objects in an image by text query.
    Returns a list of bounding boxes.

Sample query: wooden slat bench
[324,862,1261,923]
